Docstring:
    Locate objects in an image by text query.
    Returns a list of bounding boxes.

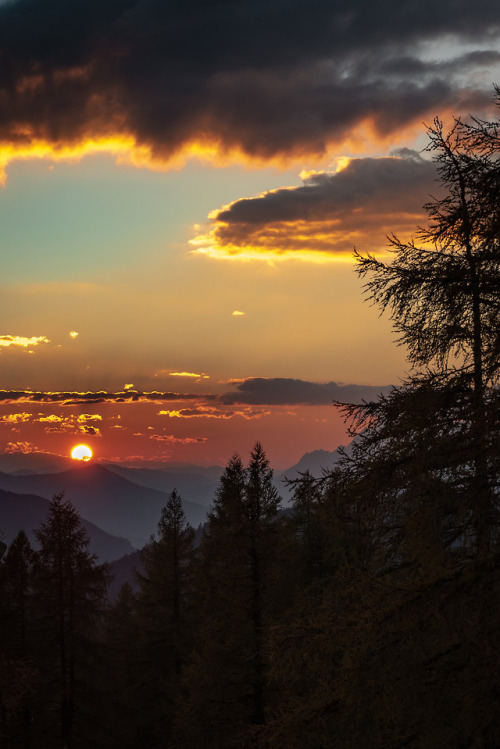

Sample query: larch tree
[352,108,500,560]
[261,99,500,749]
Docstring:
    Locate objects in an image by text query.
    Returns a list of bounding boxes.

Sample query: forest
[1,102,499,749]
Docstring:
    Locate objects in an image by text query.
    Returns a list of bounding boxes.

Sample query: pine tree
[100,583,144,749]
[178,446,282,748]
[134,490,195,747]
[32,493,110,749]
[0,531,38,747]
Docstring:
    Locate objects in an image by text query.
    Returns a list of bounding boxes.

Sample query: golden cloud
[190,153,438,261]
[5,441,41,454]
[158,406,270,420]
[0,413,31,423]
[0,335,50,348]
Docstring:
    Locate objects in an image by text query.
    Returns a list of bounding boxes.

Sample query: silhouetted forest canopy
[1,98,500,748]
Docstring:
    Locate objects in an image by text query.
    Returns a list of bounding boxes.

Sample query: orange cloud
[168,372,210,379]
[5,441,41,454]
[0,413,31,424]
[149,434,207,444]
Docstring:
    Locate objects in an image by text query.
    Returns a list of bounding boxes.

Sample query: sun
[71,444,92,461]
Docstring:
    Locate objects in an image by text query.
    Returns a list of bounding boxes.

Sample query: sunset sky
[1,0,500,468]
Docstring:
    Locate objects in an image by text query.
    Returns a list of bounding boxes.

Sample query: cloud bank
[0,0,498,176]
[0,378,390,409]
[221,378,390,406]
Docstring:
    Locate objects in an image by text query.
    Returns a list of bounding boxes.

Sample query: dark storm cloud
[0,0,499,162]
[220,378,390,406]
[216,152,437,225]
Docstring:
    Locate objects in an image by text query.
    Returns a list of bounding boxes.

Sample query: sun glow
[71,444,92,461]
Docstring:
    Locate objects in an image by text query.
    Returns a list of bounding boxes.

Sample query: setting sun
[71,444,92,461]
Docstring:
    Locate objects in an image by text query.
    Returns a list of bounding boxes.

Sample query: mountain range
[0,447,345,565]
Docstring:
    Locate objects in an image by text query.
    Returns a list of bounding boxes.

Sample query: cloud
[149,434,207,444]
[0,335,50,348]
[220,378,390,406]
[0,413,31,423]
[0,0,498,178]
[168,372,210,379]
[76,413,102,423]
[0,390,217,405]
[5,441,41,454]
[191,151,439,259]
[158,406,270,420]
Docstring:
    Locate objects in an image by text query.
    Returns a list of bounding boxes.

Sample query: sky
[1,0,500,469]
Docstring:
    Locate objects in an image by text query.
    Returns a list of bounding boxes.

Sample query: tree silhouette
[33,493,109,748]
[178,445,282,748]
[134,489,194,746]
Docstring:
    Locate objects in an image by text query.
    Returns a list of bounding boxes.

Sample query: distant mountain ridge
[0,448,348,560]
[105,464,220,507]
[0,488,134,561]
[0,464,208,548]
[277,447,344,478]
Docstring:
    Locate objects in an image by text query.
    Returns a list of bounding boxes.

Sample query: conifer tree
[32,493,109,749]
[134,490,194,747]
[261,100,500,749]
[353,109,500,558]
[0,531,38,747]
[178,445,282,748]
[100,583,144,749]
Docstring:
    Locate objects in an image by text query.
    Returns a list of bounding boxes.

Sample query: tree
[178,445,282,748]
[260,100,500,748]
[134,490,195,747]
[353,108,500,559]
[0,531,38,747]
[32,493,110,749]
[100,583,144,749]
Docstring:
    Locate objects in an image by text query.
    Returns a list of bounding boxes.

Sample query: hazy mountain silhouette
[277,447,345,479]
[0,465,208,548]
[105,464,221,506]
[0,451,73,475]
[0,488,134,561]
[0,449,352,548]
